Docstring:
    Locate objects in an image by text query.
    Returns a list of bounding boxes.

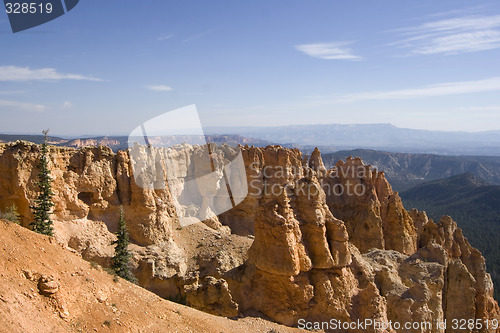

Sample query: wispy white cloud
[311,77,500,103]
[295,42,362,60]
[157,33,173,41]
[0,99,45,111]
[427,6,489,19]
[0,66,102,82]
[402,15,500,34]
[413,30,500,54]
[146,85,173,92]
[392,15,500,55]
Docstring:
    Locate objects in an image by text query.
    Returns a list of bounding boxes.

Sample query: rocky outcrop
[0,141,175,246]
[184,276,239,317]
[248,190,311,276]
[292,170,351,269]
[320,156,417,255]
[1,141,499,332]
[0,141,239,246]
[418,215,500,330]
[219,145,305,235]
[226,147,499,331]
[363,249,445,333]
[53,219,116,266]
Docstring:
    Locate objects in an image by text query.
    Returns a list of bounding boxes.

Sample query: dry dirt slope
[0,220,305,333]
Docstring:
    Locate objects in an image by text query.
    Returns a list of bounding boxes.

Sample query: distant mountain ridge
[401,173,500,300]
[205,123,500,155]
[5,122,500,155]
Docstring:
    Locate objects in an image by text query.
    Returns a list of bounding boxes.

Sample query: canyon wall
[1,141,499,332]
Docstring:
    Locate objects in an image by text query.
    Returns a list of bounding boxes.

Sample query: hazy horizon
[2,122,500,138]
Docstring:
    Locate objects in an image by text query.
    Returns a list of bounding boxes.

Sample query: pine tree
[112,207,135,282]
[0,203,20,224]
[31,129,54,236]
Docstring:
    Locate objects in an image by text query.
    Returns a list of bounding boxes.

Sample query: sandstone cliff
[0,141,499,332]
[0,141,175,246]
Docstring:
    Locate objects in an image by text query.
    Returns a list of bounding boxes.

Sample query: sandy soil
[0,220,306,333]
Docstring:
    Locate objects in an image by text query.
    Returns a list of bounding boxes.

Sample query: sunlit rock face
[0,141,243,245]
[127,142,245,229]
[0,141,175,246]
[1,141,499,331]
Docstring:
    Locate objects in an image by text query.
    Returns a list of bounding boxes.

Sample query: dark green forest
[401,173,500,301]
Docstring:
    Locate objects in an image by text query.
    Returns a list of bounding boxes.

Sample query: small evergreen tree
[0,203,20,224]
[31,129,54,236]
[112,207,135,282]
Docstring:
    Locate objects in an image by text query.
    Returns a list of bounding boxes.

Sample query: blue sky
[1,0,500,136]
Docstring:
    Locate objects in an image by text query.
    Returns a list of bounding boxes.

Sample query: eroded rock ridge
[0,141,498,332]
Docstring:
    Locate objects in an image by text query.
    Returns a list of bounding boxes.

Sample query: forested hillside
[323,149,500,191]
[401,173,500,300]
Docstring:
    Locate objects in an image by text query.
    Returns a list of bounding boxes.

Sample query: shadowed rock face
[1,141,499,332]
[318,156,418,255]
